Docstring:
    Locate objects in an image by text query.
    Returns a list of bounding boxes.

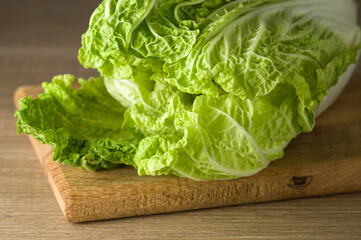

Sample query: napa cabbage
[16,0,361,180]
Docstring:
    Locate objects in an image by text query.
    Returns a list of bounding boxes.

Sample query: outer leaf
[15,75,137,170]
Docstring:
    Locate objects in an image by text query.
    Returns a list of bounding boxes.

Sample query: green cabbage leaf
[15,75,137,170]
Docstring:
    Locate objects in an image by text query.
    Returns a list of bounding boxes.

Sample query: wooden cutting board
[14,73,361,223]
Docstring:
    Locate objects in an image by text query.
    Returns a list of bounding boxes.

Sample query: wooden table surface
[1,1,361,239]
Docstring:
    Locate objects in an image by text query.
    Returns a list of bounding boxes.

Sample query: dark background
[0,1,100,99]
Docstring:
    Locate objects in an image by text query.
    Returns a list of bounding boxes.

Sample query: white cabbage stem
[316,53,360,117]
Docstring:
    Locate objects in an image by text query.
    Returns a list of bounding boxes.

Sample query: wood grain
[13,73,361,223]
[2,1,361,239]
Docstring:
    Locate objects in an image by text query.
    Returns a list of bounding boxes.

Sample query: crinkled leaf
[15,75,137,170]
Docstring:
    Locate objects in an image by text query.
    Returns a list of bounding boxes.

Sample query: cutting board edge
[27,136,69,219]
[63,154,361,222]
[68,188,361,223]
[63,168,361,222]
